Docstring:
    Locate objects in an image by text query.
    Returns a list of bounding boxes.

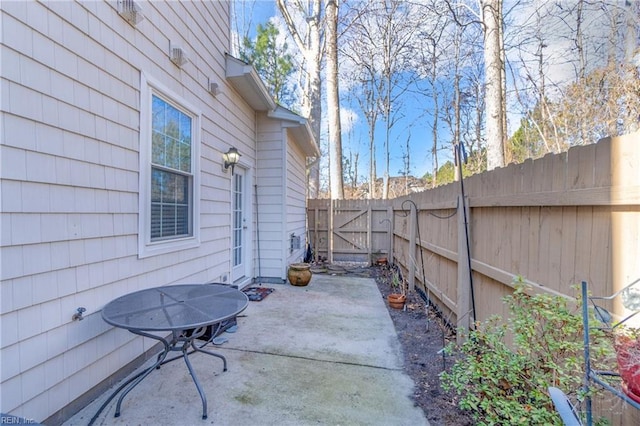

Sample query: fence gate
[307,199,392,264]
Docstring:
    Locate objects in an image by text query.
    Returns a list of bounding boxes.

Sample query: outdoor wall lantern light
[223,147,241,174]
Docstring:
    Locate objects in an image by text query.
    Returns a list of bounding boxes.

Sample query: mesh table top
[102,284,248,332]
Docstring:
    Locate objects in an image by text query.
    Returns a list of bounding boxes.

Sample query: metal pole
[255,185,261,282]
[582,280,592,426]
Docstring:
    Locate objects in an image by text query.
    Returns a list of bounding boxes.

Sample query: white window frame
[138,72,201,258]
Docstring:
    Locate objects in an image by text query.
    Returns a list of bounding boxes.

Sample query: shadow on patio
[63,273,429,426]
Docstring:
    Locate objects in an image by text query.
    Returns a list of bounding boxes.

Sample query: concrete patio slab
[63,274,429,426]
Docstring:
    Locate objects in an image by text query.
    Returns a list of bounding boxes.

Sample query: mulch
[372,267,474,426]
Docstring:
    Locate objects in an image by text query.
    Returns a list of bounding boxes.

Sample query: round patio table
[97,284,248,421]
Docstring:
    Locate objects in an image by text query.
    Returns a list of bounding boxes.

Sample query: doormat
[243,286,274,302]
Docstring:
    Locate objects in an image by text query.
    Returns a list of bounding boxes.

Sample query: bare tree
[460,45,486,174]
[325,0,344,199]
[442,0,505,171]
[624,0,639,66]
[230,0,259,55]
[411,0,451,187]
[341,1,424,199]
[275,0,323,198]
[340,11,380,198]
[624,0,639,133]
[378,1,417,198]
[508,0,639,152]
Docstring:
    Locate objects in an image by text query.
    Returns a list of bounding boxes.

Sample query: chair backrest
[548,386,583,426]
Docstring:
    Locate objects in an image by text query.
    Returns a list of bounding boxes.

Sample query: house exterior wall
[285,131,308,268]
[254,113,311,282]
[255,113,286,281]
[0,1,260,422]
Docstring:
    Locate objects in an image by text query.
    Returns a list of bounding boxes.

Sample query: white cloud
[340,108,359,134]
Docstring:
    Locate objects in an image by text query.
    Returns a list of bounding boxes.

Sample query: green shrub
[440,279,613,425]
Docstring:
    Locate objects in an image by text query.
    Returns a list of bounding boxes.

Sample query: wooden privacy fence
[307,199,393,264]
[307,132,640,333]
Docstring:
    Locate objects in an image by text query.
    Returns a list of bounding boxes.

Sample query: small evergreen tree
[241,22,296,108]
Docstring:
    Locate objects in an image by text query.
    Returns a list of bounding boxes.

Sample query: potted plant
[288,262,312,286]
[613,325,640,402]
[371,250,388,266]
[387,268,406,309]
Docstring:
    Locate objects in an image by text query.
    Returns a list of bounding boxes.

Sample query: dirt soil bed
[371,266,474,425]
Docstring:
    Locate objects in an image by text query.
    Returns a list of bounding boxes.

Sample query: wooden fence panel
[307,199,329,261]
[307,199,391,263]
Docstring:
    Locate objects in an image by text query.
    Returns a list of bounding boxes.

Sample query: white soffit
[268,106,319,158]
[225,54,276,112]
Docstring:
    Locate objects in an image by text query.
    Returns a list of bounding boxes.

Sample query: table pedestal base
[89,326,228,424]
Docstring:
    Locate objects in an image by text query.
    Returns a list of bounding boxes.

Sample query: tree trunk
[624,0,639,133]
[482,0,505,170]
[368,115,376,199]
[453,32,461,182]
[306,23,322,198]
[432,91,439,188]
[625,0,638,65]
[499,0,508,164]
[325,0,344,199]
[430,38,439,188]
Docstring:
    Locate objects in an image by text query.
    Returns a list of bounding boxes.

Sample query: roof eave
[225,54,276,111]
[268,107,319,158]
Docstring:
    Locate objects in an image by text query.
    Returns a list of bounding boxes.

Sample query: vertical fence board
[574,207,594,283]
[551,151,568,192]
[559,207,578,288]
[500,207,514,275]
[537,207,552,288]
[518,206,531,279]
[594,137,612,187]
[457,195,471,336]
[590,206,612,292]
[527,207,541,284]
[547,207,564,293]
[507,207,521,274]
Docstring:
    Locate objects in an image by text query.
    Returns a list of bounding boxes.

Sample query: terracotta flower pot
[614,333,640,399]
[387,293,406,309]
[288,263,312,286]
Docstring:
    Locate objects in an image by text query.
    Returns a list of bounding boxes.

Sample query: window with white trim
[151,95,192,240]
[139,74,200,257]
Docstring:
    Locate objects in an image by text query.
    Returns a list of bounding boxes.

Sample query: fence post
[329,198,334,264]
[367,203,372,264]
[313,204,319,262]
[408,202,416,292]
[387,205,394,263]
[457,194,472,343]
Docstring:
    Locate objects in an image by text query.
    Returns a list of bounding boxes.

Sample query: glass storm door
[232,168,246,282]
